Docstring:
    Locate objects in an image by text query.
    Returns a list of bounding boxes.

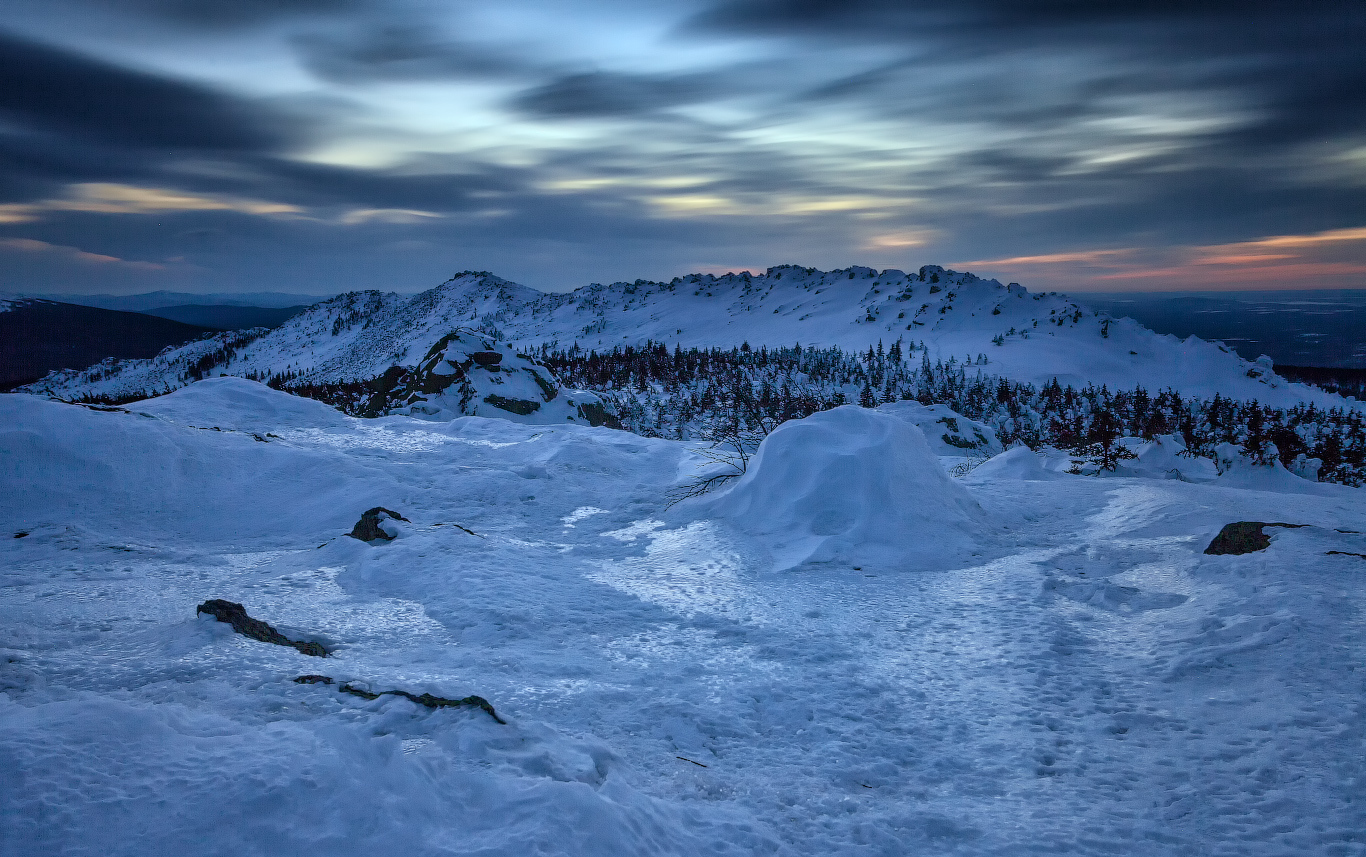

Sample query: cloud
[959,226,1366,292]
[963,249,1135,266]
[0,236,164,270]
[110,0,368,30]
[0,183,304,221]
[297,25,533,83]
[690,0,1366,149]
[509,71,721,119]
[339,207,442,225]
[0,30,301,152]
[1200,226,1366,252]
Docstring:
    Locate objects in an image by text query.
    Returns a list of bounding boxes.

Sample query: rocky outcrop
[354,328,618,425]
[1204,522,1305,555]
[348,507,408,542]
[197,599,328,656]
[292,675,506,723]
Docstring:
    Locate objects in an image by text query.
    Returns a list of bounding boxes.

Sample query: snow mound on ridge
[705,406,991,571]
[131,377,349,431]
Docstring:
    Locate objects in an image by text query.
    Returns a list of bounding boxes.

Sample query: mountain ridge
[17,265,1355,410]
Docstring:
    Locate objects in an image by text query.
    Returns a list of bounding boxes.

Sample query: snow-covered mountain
[21,265,1344,410]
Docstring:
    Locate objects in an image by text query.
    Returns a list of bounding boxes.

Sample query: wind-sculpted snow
[19,266,1348,412]
[3,382,1366,855]
[703,406,994,572]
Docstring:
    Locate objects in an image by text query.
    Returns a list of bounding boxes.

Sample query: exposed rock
[483,393,540,415]
[575,400,622,429]
[348,507,408,542]
[197,599,328,656]
[348,328,617,425]
[1204,521,1305,555]
[292,675,506,723]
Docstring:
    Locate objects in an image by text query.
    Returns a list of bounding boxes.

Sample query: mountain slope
[0,298,217,390]
[16,266,1351,409]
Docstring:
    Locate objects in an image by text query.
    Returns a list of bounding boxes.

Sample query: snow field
[2,378,1365,855]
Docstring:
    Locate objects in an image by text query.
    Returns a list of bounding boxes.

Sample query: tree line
[540,341,1366,486]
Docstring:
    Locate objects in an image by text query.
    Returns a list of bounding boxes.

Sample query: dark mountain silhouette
[140,304,309,330]
[0,298,215,390]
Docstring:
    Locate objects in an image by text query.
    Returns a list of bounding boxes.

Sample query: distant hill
[1074,290,1366,369]
[140,304,309,330]
[0,298,215,390]
[41,290,335,312]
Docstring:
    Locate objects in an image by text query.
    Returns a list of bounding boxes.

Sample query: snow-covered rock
[360,329,618,427]
[875,400,1002,457]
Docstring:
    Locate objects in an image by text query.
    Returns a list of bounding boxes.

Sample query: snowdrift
[704,406,992,571]
[0,387,391,542]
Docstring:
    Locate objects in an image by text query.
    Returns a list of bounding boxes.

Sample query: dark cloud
[297,26,531,83]
[689,0,1363,37]
[0,30,300,152]
[691,0,1366,147]
[236,157,523,211]
[123,0,367,30]
[510,71,719,119]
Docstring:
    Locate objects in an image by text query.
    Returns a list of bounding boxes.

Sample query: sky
[0,0,1363,296]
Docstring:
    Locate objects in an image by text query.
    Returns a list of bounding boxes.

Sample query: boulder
[348,507,408,542]
[1204,521,1305,555]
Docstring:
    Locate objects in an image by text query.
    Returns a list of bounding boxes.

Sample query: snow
[20,267,1356,413]
[701,406,994,572]
[3,381,1365,855]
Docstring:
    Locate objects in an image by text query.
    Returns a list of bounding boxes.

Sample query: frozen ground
[2,378,1364,856]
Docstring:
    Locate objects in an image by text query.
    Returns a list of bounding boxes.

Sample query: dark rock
[1204,521,1305,555]
[369,365,407,395]
[13,531,27,539]
[196,599,328,656]
[470,351,503,366]
[294,675,506,723]
[576,401,622,429]
[526,367,559,402]
[483,393,540,415]
[348,507,409,542]
[419,366,462,395]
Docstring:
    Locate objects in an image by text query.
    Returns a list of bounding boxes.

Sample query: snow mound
[0,393,387,541]
[704,406,991,571]
[1213,443,1337,495]
[131,377,349,431]
[968,446,1059,481]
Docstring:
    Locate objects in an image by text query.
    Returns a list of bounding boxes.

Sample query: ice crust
[3,380,1365,856]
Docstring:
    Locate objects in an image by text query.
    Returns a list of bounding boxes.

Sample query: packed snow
[4,377,1364,855]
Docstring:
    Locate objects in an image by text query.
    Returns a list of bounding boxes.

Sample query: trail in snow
[2,380,1364,855]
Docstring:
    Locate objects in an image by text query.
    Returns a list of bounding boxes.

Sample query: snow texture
[4,378,1365,855]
